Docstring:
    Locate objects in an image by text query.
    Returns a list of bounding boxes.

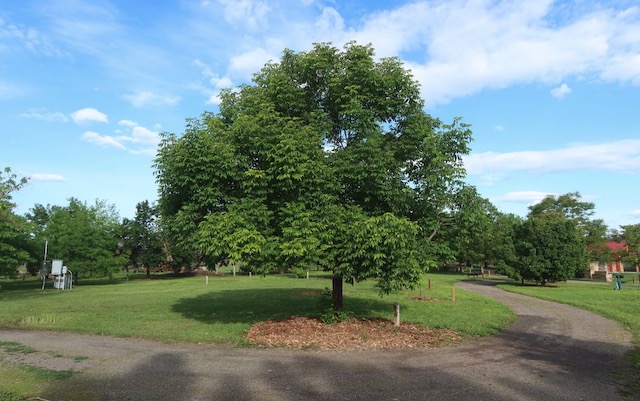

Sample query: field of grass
[3,271,640,397]
[498,274,640,391]
[0,271,514,344]
[0,271,515,398]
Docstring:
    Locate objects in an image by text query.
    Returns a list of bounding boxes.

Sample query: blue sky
[2,0,639,230]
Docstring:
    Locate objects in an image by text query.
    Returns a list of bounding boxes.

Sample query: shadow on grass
[172,288,393,324]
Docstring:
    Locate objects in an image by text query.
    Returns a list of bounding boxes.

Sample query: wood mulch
[245,316,461,350]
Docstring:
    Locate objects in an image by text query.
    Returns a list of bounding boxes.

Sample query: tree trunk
[332,274,343,311]
[146,266,151,279]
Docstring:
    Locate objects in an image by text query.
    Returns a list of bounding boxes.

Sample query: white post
[393,303,400,327]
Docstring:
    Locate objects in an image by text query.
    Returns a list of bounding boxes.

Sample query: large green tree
[509,217,586,285]
[442,186,501,269]
[155,42,472,310]
[29,199,124,279]
[529,192,607,261]
[0,167,36,277]
[120,200,165,278]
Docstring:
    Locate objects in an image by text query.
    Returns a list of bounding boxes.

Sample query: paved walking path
[0,281,634,400]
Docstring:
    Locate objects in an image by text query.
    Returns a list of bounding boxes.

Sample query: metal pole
[41,239,48,290]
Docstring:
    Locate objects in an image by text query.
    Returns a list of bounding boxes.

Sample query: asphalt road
[0,280,634,400]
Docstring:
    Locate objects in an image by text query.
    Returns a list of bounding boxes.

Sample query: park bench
[465,267,484,278]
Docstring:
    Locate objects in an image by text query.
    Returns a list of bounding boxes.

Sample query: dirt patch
[0,346,93,372]
[246,316,461,350]
[410,295,439,302]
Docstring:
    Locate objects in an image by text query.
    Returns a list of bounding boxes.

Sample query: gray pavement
[0,280,634,400]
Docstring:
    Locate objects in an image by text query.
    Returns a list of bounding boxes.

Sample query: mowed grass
[0,271,513,398]
[0,272,514,345]
[498,274,640,391]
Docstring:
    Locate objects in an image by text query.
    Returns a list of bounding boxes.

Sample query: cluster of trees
[2,43,639,310]
[0,170,165,280]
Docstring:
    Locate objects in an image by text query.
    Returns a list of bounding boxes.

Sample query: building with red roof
[586,241,629,281]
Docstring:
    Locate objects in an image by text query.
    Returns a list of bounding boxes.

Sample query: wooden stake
[393,303,400,327]
[205,275,209,285]
[451,287,456,302]
[428,278,432,289]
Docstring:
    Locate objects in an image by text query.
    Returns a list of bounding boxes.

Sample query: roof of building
[605,241,627,252]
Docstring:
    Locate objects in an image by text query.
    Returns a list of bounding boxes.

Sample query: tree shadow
[172,288,394,324]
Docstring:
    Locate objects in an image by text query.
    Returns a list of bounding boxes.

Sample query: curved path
[0,281,634,400]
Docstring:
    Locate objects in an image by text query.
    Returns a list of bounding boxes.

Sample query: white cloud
[118,119,138,127]
[464,139,640,176]
[21,108,69,122]
[123,91,180,108]
[81,122,160,154]
[551,83,572,99]
[306,0,638,106]
[82,131,125,149]
[217,0,271,29]
[315,7,345,34]
[228,47,278,81]
[71,108,109,124]
[130,126,160,146]
[29,173,66,182]
[0,17,64,57]
[631,210,640,217]
[193,59,234,104]
[38,1,122,55]
[492,191,553,205]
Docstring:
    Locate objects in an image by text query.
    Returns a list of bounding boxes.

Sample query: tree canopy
[620,223,640,271]
[529,192,607,262]
[120,200,165,278]
[28,199,124,279]
[0,167,35,277]
[502,192,591,284]
[155,42,473,309]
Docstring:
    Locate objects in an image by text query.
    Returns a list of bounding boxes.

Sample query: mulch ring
[246,316,461,350]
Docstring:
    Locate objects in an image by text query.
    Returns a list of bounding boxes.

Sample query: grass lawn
[0,271,514,398]
[0,271,514,343]
[498,273,640,391]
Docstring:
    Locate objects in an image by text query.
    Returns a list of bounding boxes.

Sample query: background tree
[620,223,640,272]
[529,192,607,263]
[0,167,36,277]
[29,198,124,279]
[484,212,521,274]
[442,186,497,269]
[509,217,586,285]
[120,200,165,278]
[156,42,472,310]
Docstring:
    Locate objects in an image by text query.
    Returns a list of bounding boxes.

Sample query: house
[586,241,630,281]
